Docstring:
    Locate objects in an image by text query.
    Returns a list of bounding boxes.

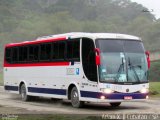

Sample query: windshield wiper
[114,58,125,82]
[128,57,140,82]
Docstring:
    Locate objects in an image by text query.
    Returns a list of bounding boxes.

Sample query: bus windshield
[96,39,148,84]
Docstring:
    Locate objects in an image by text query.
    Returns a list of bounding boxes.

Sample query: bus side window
[23,47,28,62]
[82,38,97,82]
[52,41,66,61]
[12,47,19,63]
[29,45,39,62]
[40,44,51,61]
[67,39,80,61]
[67,41,73,59]
[59,42,65,60]
[73,40,80,60]
[19,47,28,63]
[52,42,59,60]
[5,48,12,63]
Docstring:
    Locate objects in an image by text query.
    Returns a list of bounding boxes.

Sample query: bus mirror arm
[145,51,150,69]
[95,48,100,65]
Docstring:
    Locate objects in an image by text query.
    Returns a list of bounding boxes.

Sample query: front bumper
[97,92,148,102]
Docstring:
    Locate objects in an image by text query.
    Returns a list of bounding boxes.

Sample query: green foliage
[149,60,160,82]
[0,0,160,67]
[149,82,160,97]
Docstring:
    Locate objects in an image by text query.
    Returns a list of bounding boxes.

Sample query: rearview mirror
[145,51,150,69]
[95,48,100,65]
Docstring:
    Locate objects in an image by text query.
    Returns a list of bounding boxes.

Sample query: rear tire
[71,87,84,108]
[20,84,30,101]
[110,102,121,107]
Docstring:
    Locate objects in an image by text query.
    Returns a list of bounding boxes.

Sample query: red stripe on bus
[4,62,70,67]
[5,37,67,48]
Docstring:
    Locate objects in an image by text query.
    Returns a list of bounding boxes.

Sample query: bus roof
[5,32,141,47]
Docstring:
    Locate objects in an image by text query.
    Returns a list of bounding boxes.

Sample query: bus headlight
[140,88,149,93]
[100,88,114,94]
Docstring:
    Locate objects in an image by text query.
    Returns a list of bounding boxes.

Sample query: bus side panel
[4,63,84,100]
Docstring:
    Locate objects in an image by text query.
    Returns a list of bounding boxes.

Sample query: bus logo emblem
[126,89,129,92]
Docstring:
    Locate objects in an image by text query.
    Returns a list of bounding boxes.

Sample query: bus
[3,33,150,108]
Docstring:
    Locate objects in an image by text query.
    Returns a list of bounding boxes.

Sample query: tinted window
[82,38,97,82]
[96,40,123,52]
[52,42,66,60]
[12,48,18,63]
[6,41,68,64]
[52,42,58,60]
[59,42,65,59]
[19,47,28,62]
[124,41,144,53]
[67,40,80,61]
[29,45,39,62]
[5,48,12,63]
[40,44,51,61]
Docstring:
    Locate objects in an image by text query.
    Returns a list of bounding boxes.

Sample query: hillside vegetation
[0,0,160,67]
[149,60,160,82]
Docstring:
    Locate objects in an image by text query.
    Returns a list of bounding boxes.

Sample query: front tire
[71,87,84,108]
[110,102,121,107]
[20,84,30,101]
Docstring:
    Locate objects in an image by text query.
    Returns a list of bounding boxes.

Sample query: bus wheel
[20,84,30,101]
[110,102,121,107]
[71,87,84,108]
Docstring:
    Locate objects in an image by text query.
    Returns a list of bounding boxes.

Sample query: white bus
[3,33,150,108]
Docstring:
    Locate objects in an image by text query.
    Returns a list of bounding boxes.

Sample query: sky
[131,0,160,19]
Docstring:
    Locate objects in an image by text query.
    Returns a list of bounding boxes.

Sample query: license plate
[124,96,132,100]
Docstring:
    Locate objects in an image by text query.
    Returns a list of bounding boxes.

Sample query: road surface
[0,86,160,114]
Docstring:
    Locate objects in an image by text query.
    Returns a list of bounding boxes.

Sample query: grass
[149,82,160,97]
[148,60,160,97]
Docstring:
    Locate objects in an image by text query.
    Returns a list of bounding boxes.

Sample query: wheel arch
[18,81,28,94]
[67,83,81,100]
